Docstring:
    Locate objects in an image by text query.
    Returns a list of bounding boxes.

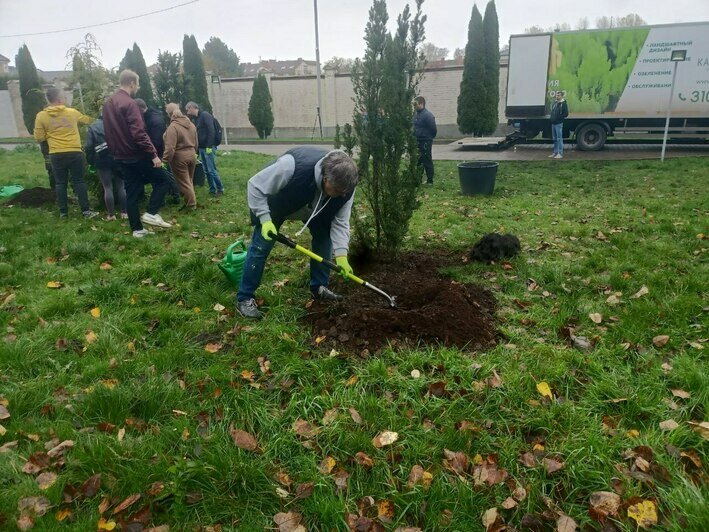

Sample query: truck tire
[520,126,540,139]
[576,123,607,151]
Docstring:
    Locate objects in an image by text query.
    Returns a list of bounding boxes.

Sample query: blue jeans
[237,223,332,302]
[552,123,564,155]
[199,147,223,193]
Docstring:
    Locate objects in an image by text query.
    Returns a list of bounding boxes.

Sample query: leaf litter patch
[305,251,499,353]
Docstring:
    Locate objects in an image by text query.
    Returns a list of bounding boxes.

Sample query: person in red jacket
[102,70,172,238]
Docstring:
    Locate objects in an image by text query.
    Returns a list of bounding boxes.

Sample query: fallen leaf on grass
[295,482,314,499]
[97,517,117,530]
[46,281,63,289]
[318,456,336,474]
[627,500,657,529]
[687,421,709,440]
[443,449,469,475]
[229,426,259,452]
[631,285,649,299]
[36,471,57,490]
[372,431,398,448]
[501,497,517,509]
[410,369,421,378]
[16,515,34,531]
[85,331,98,344]
[481,508,500,531]
[17,496,52,516]
[407,465,432,489]
[519,452,537,468]
[112,493,141,514]
[487,370,503,388]
[589,491,621,522]
[322,408,338,426]
[55,508,72,522]
[333,468,350,492]
[513,486,527,501]
[659,419,679,431]
[90,307,101,318]
[652,335,669,347]
[292,419,320,439]
[204,343,222,353]
[543,457,565,474]
[355,452,374,469]
[670,389,690,399]
[556,514,577,532]
[377,500,395,523]
[589,313,603,324]
[606,293,622,305]
[536,381,553,400]
[100,262,112,271]
[349,407,363,425]
[80,474,102,497]
[0,405,9,420]
[274,511,307,532]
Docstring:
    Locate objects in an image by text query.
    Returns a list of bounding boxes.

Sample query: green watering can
[218,241,247,287]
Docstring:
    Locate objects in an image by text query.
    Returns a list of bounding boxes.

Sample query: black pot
[193,160,206,187]
[457,161,498,196]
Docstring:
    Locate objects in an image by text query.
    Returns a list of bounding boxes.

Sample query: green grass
[0,145,707,530]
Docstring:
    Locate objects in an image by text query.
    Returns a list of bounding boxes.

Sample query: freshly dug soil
[5,187,55,207]
[305,251,499,353]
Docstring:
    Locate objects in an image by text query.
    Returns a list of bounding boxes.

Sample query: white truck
[505,22,709,150]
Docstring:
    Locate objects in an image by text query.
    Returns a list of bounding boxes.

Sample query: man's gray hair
[185,101,199,110]
[45,87,62,104]
[322,150,358,193]
[134,98,147,111]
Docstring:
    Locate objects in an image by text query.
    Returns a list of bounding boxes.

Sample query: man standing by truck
[549,92,569,159]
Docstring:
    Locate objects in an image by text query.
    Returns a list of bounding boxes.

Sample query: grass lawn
[0,146,707,530]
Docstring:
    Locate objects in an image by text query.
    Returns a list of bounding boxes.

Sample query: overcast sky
[1,0,708,71]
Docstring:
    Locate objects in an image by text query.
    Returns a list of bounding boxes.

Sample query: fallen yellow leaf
[90,307,101,318]
[627,500,657,529]
[100,262,112,271]
[47,281,63,288]
[85,331,98,344]
[55,508,72,522]
[626,429,640,438]
[204,343,222,353]
[536,381,553,400]
[100,379,118,390]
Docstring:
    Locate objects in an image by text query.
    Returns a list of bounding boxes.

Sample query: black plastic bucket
[458,161,498,196]
[193,160,206,187]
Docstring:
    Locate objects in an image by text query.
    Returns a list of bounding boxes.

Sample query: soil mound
[5,187,55,207]
[305,251,499,353]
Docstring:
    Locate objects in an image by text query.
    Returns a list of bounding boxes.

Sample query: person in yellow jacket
[34,87,98,219]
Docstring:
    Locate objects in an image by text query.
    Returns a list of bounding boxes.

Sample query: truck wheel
[576,123,607,151]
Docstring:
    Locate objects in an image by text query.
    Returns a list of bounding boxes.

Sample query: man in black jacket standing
[186,101,224,196]
[136,98,181,203]
[549,91,569,159]
[413,96,437,185]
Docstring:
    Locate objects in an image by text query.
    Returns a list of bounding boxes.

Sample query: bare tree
[323,56,355,72]
[524,25,546,34]
[616,13,647,27]
[420,42,449,61]
[576,17,590,30]
[552,22,571,32]
[453,47,465,61]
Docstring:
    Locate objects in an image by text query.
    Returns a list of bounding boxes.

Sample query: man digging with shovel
[236,148,359,319]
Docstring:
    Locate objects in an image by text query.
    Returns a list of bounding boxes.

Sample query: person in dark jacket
[135,98,181,204]
[549,91,569,159]
[185,101,224,195]
[85,116,127,220]
[102,69,172,238]
[413,96,437,184]
[236,148,359,319]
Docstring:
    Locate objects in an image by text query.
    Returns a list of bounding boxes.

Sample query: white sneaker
[548,154,556,158]
[141,213,172,228]
[133,229,154,238]
[554,154,563,159]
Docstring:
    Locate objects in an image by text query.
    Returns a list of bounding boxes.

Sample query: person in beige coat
[163,103,198,209]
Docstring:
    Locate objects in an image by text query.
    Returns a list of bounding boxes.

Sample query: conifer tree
[481,0,500,134]
[182,34,212,112]
[248,73,273,139]
[118,44,155,107]
[15,44,45,134]
[457,5,486,135]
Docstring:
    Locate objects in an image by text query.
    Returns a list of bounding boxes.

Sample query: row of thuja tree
[13,34,272,135]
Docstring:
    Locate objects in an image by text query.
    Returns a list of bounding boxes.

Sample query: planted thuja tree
[351,0,426,256]
[248,73,273,139]
[67,33,113,117]
[154,50,184,111]
[457,4,486,135]
[480,0,500,134]
[15,44,45,134]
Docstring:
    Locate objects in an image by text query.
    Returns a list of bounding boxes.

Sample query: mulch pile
[305,251,499,354]
[5,187,55,207]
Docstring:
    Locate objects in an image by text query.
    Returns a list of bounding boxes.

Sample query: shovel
[269,232,397,309]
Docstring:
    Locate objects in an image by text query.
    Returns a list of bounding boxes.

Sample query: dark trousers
[116,159,170,231]
[417,139,434,183]
[49,152,90,215]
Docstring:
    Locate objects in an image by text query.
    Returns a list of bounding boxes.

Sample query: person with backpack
[186,101,224,196]
[85,116,127,220]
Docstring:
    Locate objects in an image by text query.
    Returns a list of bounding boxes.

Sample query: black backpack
[213,116,224,146]
[87,121,114,167]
